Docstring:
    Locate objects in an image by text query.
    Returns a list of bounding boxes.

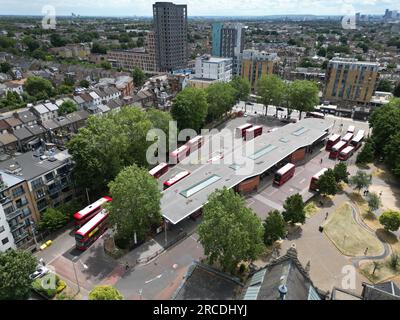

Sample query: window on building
[44,172,55,182]
[31,177,44,189]
[12,186,24,198]
[0,226,5,234]
[2,237,9,245]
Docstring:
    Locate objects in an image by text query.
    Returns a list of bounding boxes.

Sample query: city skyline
[1,0,400,17]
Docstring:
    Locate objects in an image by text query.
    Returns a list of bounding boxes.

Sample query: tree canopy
[317,168,338,196]
[171,87,208,132]
[58,100,77,115]
[257,74,285,115]
[349,170,372,193]
[263,210,286,246]
[333,162,348,184]
[287,80,320,119]
[282,193,306,224]
[108,164,162,246]
[38,208,70,232]
[367,192,381,213]
[205,82,237,122]
[132,67,146,87]
[88,285,123,300]
[379,210,400,232]
[230,76,251,102]
[356,140,375,165]
[198,187,264,274]
[24,76,54,99]
[0,250,37,300]
[67,106,172,193]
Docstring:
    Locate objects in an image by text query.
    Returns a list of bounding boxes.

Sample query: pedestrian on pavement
[364,247,369,255]
[320,158,323,164]
[325,212,329,220]
[125,262,129,270]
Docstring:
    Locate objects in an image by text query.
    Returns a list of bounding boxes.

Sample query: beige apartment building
[324,58,380,106]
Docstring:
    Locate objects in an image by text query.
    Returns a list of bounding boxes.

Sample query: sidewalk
[118,217,201,267]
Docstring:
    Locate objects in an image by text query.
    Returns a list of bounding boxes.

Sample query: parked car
[29,266,49,280]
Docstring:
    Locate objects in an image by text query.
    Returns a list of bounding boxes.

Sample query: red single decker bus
[341,132,354,144]
[163,171,190,190]
[73,196,112,229]
[170,145,190,164]
[274,163,295,186]
[350,130,365,150]
[244,125,263,141]
[329,140,348,159]
[326,134,341,151]
[187,135,204,152]
[236,123,253,138]
[338,145,355,161]
[149,162,169,179]
[309,168,328,191]
[75,209,109,251]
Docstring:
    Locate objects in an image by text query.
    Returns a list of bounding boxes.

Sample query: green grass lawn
[323,203,383,257]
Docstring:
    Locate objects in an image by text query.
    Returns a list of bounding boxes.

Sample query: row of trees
[358,98,400,177]
[171,76,250,131]
[68,106,172,194]
[256,75,320,119]
[198,188,307,274]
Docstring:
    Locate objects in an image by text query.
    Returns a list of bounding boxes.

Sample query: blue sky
[0,0,399,16]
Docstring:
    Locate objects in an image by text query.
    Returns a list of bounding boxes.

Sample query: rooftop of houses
[15,110,38,124]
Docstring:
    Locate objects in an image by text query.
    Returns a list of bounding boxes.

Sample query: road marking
[299,178,306,184]
[145,274,162,284]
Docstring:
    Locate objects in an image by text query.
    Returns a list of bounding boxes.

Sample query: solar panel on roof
[248,145,277,160]
[180,174,221,198]
[292,127,309,136]
[250,269,266,286]
[243,286,261,300]
[279,137,290,143]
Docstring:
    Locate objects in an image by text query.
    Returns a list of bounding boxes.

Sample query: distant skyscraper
[153,2,188,72]
[212,22,245,74]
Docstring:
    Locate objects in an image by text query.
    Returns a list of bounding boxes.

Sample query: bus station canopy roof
[161,118,333,225]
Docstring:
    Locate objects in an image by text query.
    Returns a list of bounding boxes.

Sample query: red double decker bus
[350,130,365,150]
[329,140,348,159]
[75,209,109,251]
[163,171,190,190]
[235,123,253,138]
[244,125,263,141]
[149,162,169,179]
[187,135,204,152]
[170,145,190,164]
[274,163,295,186]
[341,132,354,144]
[309,168,328,191]
[325,134,341,151]
[338,145,355,161]
[73,196,112,229]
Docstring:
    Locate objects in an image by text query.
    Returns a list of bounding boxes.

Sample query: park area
[323,202,383,257]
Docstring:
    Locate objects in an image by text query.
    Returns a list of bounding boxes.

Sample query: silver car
[29,266,49,280]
